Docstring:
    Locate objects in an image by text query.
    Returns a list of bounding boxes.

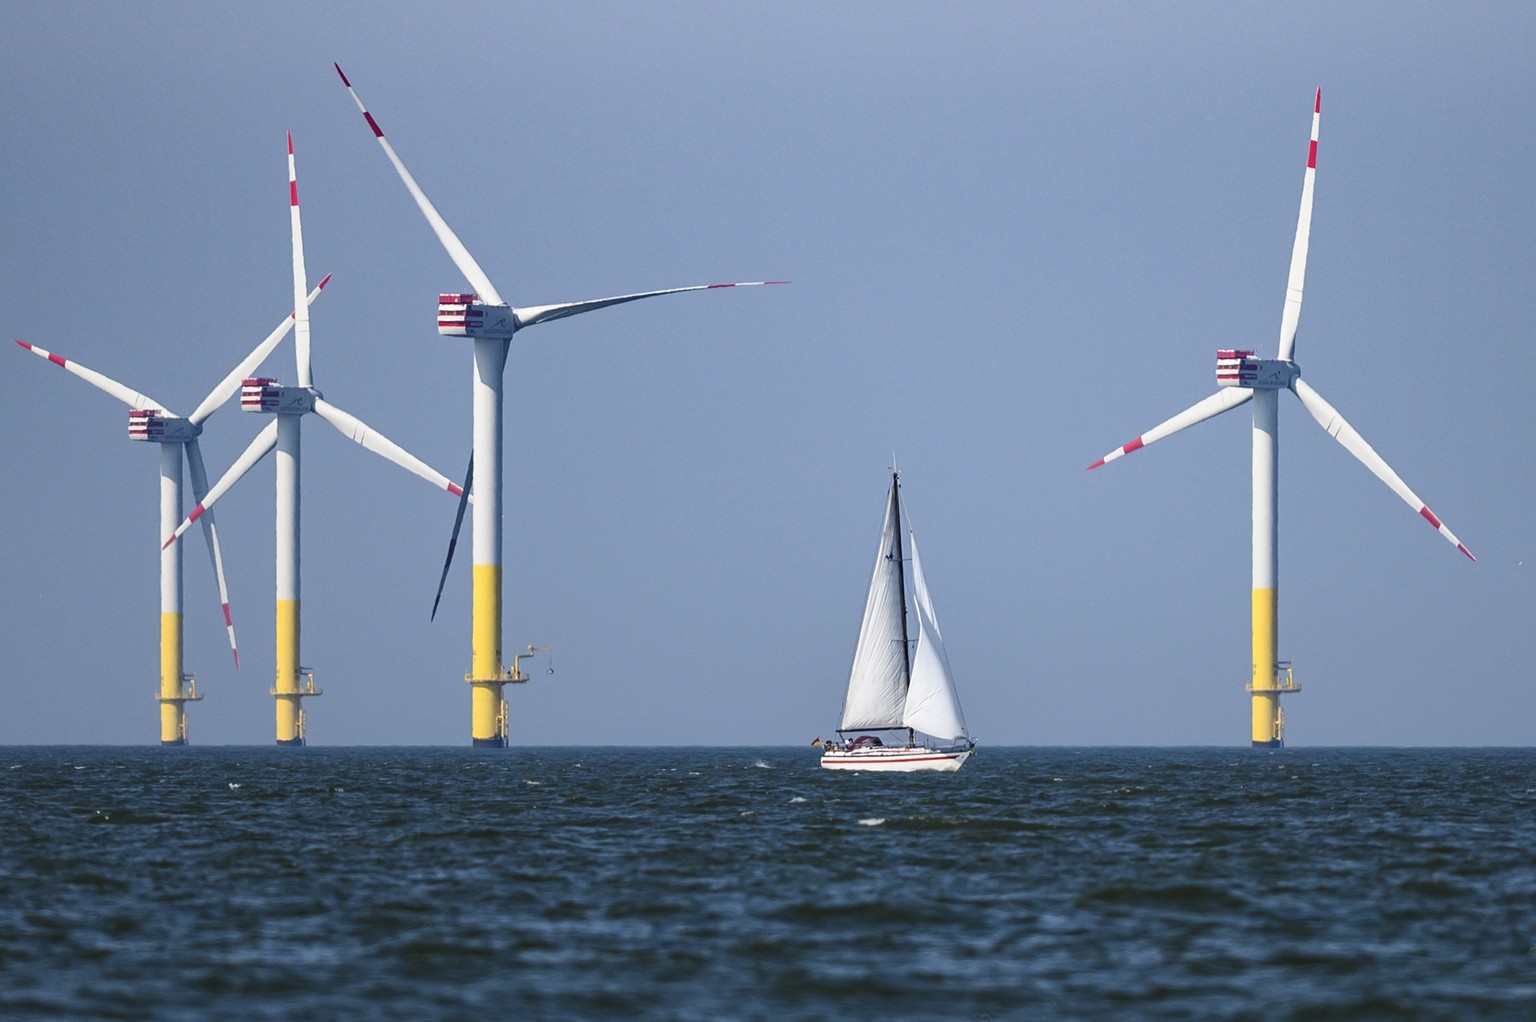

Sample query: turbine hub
[438,293,515,340]
[127,409,200,443]
[1216,350,1298,390]
[240,378,317,415]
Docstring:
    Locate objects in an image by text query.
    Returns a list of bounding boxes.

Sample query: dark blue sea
[2,747,1533,1020]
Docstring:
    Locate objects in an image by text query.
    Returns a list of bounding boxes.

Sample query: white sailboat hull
[820,745,973,772]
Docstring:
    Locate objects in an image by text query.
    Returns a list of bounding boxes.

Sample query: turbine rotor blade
[164,420,278,549]
[186,438,240,667]
[289,132,313,389]
[15,340,172,412]
[431,455,473,622]
[1292,379,1474,560]
[312,397,466,497]
[189,274,331,425]
[1087,388,1254,469]
[334,63,505,306]
[514,281,790,331]
[1277,88,1321,362]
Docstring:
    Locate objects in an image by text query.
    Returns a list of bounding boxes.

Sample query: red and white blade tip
[707,281,790,288]
[334,63,385,139]
[222,601,240,669]
[162,504,205,550]
[16,339,68,368]
[287,131,293,155]
[1087,437,1144,470]
[1315,88,1322,113]
[1418,506,1476,562]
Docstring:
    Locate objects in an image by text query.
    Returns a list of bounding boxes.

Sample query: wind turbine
[1087,89,1474,747]
[165,133,465,746]
[335,64,785,747]
[15,283,325,744]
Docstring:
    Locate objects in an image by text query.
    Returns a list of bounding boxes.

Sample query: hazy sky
[2,3,1531,746]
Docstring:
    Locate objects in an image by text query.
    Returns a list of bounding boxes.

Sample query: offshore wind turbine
[16,284,324,743]
[335,64,784,747]
[1087,90,1474,747]
[165,133,464,745]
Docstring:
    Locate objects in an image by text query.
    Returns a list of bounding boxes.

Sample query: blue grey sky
[2,3,1531,746]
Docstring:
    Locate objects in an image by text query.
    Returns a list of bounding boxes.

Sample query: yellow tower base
[1247,587,1300,748]
[468,643,549,748]
[158,611,202,745]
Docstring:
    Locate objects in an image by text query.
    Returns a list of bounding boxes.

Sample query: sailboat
[820,471,975,772]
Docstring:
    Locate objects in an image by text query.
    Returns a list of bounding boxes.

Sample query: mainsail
[838,478,909,730]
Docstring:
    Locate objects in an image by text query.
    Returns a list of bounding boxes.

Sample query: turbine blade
[312,397,466,497]
[289,133,312,389]
[334,63,506,306]
[514,281,790,331]
[1277,88,1321,362]
[186,439,240,668]
[1292,379,1475,560]
[431,455,473,622]
[189,274,331,425]
[15,340,172,412]
[164,420,278,550]
[1087,388,1253,469]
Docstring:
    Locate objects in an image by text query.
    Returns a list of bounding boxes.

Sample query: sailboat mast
[890,471,913,687]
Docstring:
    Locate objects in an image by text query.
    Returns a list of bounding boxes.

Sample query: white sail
[901,533,970,742]
[838,479,909,730]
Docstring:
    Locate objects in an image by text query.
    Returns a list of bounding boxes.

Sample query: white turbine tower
[16,283,324,744]
[164,133,465,746]
[334,64,785,747]
[1088,89,1474,747]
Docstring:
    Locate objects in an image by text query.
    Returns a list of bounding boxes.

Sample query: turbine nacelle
[127,409,201,443]
[1216,349,1299,390]
[240,377,318,416]
[438,293,516,340]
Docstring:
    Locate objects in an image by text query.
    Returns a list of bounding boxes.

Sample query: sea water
[1,746,1533,1020]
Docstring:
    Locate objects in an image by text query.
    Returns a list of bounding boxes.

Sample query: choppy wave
[1,746,1534,1020]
